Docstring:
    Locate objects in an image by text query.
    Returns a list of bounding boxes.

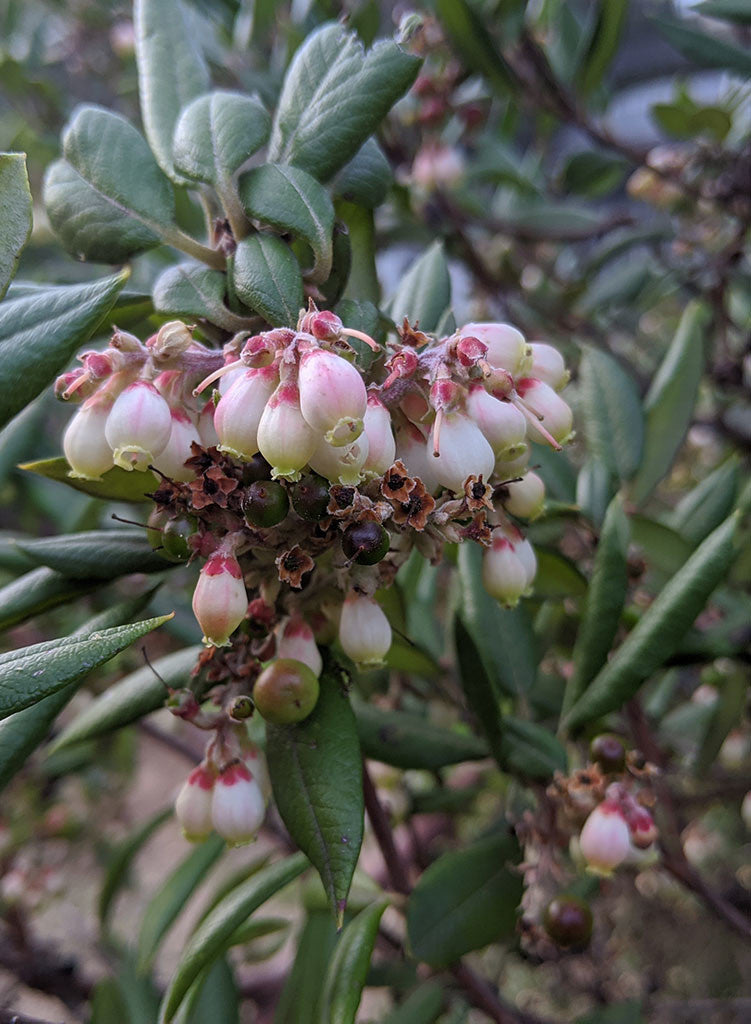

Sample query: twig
[362,760,411,895]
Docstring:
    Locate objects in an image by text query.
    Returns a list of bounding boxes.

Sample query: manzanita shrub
[0,1,750,1022]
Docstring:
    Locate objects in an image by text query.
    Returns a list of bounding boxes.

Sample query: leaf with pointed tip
[20,456,157,503]
[0,153,32,300]
[266,672,363,923]
[576,0,629,94]
[579,346,643,481]
[239,164,334,283]
[231,235,304,326]
[0,270,128,431]
[173,91,270,187]
[388,242,451,333]
[269,22,420,181]
[14,529,172,580]
[134,0,211,181]
[333,139,392,208]
[670,457,739,546]
[654,13,751,76]
[316,901,388,1024]
[382,982,444,1024]
[153,262,248,333]
[0,568,102,633]
[354,702,487,770]
[183,957,239,1024]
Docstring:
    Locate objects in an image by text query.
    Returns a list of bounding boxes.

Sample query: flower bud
[516,378,574,446]
[192,551,247,647]
[466,384,527,459]
[214,366,278,460]
[253,657,320,724]
[482,534,529,608]
[150,320,194,360]
[298,348,367,446]
[197,400,219,448]
[529,342,569,391]
[153,409,200,482]
[211,762,266,846]
[458,322,531,377]
[395,422,440,494]
[257,381,319,481]
[175,765,215,841]
[494,446,531,480]
[579,801,631,875]
[274,616,323,676]
[362,395,396,475]
[104,380,172,470]
[244,747,272,801]
[501,471,545,520]
[63,393,115,480]
[628,807,658,850]
[338,592,392,667]
[309,434,369,486]
[431,411,495,494]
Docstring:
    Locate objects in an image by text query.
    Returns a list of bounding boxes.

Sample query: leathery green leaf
[274,909,338,1024]
[0,567,102,633]
[13,529,172,580]
[354,702,488,770]
[316,901,388,1024]
[231,234,304,326]
[670,457,739,545]
[20,456,157,503]
[578,346,644,481]
[153,262,251,333]
[388,242,451,334]
[173,90,270,188]
[0,153,33,300]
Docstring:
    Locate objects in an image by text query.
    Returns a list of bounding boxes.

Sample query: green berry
[244,480,289,528]
[290,473,330,521]
[162,515,195,561]
[242,453,272,485]
[342,521,390,565]
[253,658,320,725]
[543,895,593,948]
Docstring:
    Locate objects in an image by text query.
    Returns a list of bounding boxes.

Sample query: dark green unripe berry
[342,521,390,565]
[253,658,319,724]
[242,453,272,485]
[543,895,593,948]
[162,515,195,561]
[146,507,169,551]
[290,473,330,521]
[590,734,627,774]
[244,480,289,528]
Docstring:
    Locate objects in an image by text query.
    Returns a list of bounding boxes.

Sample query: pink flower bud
[192,552,248,647]
[516,378,574,446]
[153,409,200,482]
[394,422,439,493]
[501,470,545,519]
[579,801,631,875]
[214,366,278,460]
[197,400,219,447]
[627,806,658,850]
[458,322,531,377]
[362,395,396,475]
[211,762,266,846]
[529,342,569,391]
[466,384,527,459]
[431,411,495,494]
[104,380,172,470]
[455,335,488,368]
[298,348,367,447]
[243,746,272,801]
[299,309,343,341]
[338,593,392,666]
[63,394,115,480]
[399,390,430,425]
[383,349,419,389]
[412,142,464,189]
[257,381,319,480]
[309,434,369,485]
[275,616,322,676]
[175,765,215,841]
[482,534,529,608]
[513,533,537,588]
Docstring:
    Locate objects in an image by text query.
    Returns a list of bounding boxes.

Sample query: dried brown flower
[276,545,315,588]
[381,460,416,504]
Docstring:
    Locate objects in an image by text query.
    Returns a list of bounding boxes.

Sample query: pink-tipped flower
[431,411,495,494]
[153,409,200,482]
[104,380,172,470]
[482,533,529,608]
[529,342,569,391]
[466,384,527,459]
[513,533,537,589]
[192,551,248,647]
[243,746,272,801]
[516,378,574,446]
[395,421,440,493]
[458,322,531,377]
[175,765,215,841]
[338,592,392,667]
[501,470,545,520]
[214,365,278,460]
[362,395,396,475]
[309,434,369,486]
[257,381,319,480]
[275,616,323,676]
[197,400,219,448]
[211,762,266,846]
[627,806,658,850]
[298,348,367,446]
[579,801,631,875]
[63,392,115,480]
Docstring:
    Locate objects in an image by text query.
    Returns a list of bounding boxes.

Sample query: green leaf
[48,646,201,753]
[454,617,505,769]
[274,910,338,1024]
[384,639,441,678]
[653,14,751,77]
[336,201,379,306]
[138,834,226,971]
[561,151,628,198]
[578,346,644,481]
[0,153,32,300]
[159,853,308,1023]
[269,23,419,181]
[576,457,615,528]
[630,302,709,505]
[153,262,248,333]
[576,0,629,94]
[231,234,304,326]
[173,90,270,187]
[333,139,392,208]
[45,106,175,261]
[695,0,751,24]
[457,543,537,696]
[239,164,334,283]
[0,567,101,633]
[316,901,387,1024]
[100,806,173,926]
[534,548,587,599]
[564,511,738,730]
[501,717,567,779]
[183,957,239,1024]
[670,457,739,545]
[354,702,487,769]
[0,270,128,431]
[13,529,171,580]
[563,496,630,719]
[134,0,211,181]
[406,832,522,968]
[630,515,692,576]
[382,982,444,1024]
[266,671,363,924]
[435,0,515,96]
[0,614,173,720]
[20,456,157,503]
[388,242,451,333]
